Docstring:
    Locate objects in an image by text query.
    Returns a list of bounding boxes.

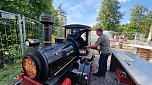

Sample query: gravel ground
[90,51,127,85]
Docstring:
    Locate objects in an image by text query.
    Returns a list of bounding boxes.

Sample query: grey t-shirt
[95,34,111,54]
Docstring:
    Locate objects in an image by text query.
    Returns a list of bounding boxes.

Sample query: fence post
[22,15,27,50]
[18,14,24,56]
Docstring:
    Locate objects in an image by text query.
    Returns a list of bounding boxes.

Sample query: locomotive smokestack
[40,13,54,45]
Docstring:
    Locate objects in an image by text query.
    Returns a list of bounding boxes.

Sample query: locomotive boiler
[17,13,94,85]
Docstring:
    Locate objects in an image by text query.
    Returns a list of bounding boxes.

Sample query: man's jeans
[97,53,111,76]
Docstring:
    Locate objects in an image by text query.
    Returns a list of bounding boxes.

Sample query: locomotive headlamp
[25,39,40,47]
[22,57,37,78]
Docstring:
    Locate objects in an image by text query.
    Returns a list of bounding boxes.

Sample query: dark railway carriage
[15,13,94,85]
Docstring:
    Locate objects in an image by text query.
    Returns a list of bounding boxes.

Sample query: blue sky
[53,0,152,27]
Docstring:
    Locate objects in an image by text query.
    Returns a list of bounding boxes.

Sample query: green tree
[97,0,123,31]
[28,0,54,19]
[0,0,67,35]
[52,4,67,36]
[123,23,135,35]
[124,4,152,37]
[0,0,31,18]
[146,11,152,32]
[0,0,54,20]
[57,4,67,25]
[92,23,102,31]
[130,4,148,34]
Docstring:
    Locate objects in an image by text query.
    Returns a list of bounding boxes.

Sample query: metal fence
[23,16,43,41]
[22,16,43,51]
[0,10,22,84]
[0,10,43,84]
[0,11,21,68]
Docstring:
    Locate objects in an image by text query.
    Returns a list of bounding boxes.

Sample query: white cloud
[117,0,129,3]
[126,21,130,23]
[96,6,101,12]
[120,20,130,25]
[89,23,97,27]
[55,0,101,25]
[62,0,73,8]
[67,0,101,11]
[66,0,101,20]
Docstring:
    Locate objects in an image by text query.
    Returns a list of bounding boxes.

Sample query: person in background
[114,35,118,41]
[86,28,111,77]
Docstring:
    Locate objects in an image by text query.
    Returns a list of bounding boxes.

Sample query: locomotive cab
[56,24,91,56]
[63,24,91,45]
[56,24,91,47]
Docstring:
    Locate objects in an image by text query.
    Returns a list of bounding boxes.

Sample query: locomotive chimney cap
[40,13,54,24]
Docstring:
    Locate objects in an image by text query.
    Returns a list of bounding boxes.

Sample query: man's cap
[96,28,103,32]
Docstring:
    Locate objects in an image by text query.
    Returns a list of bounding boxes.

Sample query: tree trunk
[147,25,152,45]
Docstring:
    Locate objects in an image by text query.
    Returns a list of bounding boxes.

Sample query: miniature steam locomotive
[16,13,94,85]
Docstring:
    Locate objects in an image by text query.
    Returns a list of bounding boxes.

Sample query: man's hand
[83,46,88,51]
[85,46,89,48]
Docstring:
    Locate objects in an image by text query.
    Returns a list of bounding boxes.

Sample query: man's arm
[86,35,103,49]
[86,44,98,49]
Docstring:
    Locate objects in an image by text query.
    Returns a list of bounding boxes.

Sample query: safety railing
[0,10,22,84]
[0,10,43,84]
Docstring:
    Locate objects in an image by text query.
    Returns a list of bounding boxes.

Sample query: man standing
[86,28,111,77]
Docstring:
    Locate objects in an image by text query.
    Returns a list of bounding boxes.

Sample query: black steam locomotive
[16,13,94,85]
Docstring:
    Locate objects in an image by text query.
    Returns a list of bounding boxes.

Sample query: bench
[110,50,152,85]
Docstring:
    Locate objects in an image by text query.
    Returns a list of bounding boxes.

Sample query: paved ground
[90,51,126,85]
